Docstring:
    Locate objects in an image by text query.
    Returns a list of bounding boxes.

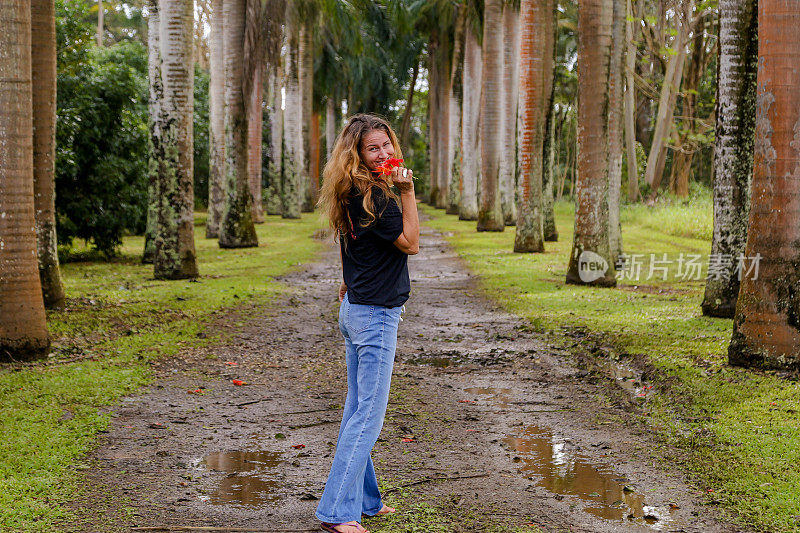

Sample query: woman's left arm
[391,168,419,255]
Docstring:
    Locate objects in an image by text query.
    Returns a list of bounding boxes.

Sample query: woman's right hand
[390,166,414,193]
[339,281,347,302]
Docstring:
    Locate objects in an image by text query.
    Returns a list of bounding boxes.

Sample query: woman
[314,114,419,533]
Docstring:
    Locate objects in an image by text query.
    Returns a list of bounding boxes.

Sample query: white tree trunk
[460,27,482,221]
[326,97,335,160]
[282,9,304,219]
[154,0,198,278]
[265,62,283,216]
[607,0,625,264]
[299,17,314,211]
[499,3,520,225]
[206,0,225,238]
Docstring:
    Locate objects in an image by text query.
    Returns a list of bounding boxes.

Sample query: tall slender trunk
[265,62,283,216]
[447,9,467,215]
[206,0,225,238]
[500,3,520,225]
[436,38,452,209]
[97,0,103,46]
[299,17,314,211]
[728,0,800,369]
[702,0,756,318]
[143,0,161,263]
[310,112,321,204]
[31,0,65,308]
[282,5,304,219]
[542,63,558,242]
[248,61,264,223]
[477,0,505,231]
[325,97,335,160]
[0,0,50,360]
[643,2,691,193]
[514,0,553,252]
[623,0,639,201]
[566,0,616,286]
[607,0,625,264]
[154,0,198,278]
[219,0,259,246]
[400,58,420,149]
[459,26,481,221]
[427,33,441,206]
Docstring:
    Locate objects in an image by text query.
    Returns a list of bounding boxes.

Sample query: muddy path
[65,218,749,533]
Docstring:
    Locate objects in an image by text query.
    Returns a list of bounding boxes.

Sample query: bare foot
[375,504,396,516]
[328,520,369,533]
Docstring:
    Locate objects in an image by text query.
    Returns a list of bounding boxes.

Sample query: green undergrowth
[421,199,800,533]
[0,213,325,532]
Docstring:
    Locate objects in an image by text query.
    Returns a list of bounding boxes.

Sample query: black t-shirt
[341,186,410,308]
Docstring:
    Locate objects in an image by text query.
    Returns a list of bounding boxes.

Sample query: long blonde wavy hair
[317,113,403,242]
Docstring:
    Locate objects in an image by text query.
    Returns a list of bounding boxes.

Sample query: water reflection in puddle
[197,450,283,506]
[468,387,673,529]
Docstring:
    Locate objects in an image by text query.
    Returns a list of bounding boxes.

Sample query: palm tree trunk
[542,3,558,242]
[326,97,335,160]
[282,3,304,219]
[729,0,800,369]
[500,2,520,226]
[219,0,259,246]
[0,0,50,360]
[436,39,451,209]
[607,0,625,265]
[300,16,315,212]
[31,0,65,308]
[477,0,505,231]
[206,0,225,238]
[248,61,264,223]
[459,26,481,221]
[400,57,420,149]
[624,0,639,201]
[427,32,441,206]
[143,0,161,263]
[702,0,756,318]
[97,0,104,46]
[447,8,467,215]
[266,61,283,216]
[514,0,553,252]
[565,0,616,286]
[154,0,199,278]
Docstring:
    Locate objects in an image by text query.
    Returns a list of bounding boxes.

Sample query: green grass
[422,198,800,533]
[0,213,326,532]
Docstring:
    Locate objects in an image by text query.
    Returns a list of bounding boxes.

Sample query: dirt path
[66,219,749,533]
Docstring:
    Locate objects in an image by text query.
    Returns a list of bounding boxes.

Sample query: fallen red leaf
[188,389,203,394]
[401,437,415,442]
[458,399,474,403]
[232,379,247,386]
[291,444,306,449]
[224,361,237,366]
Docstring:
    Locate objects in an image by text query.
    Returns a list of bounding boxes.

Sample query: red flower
[371,158,404,176]
[386,157,404,167]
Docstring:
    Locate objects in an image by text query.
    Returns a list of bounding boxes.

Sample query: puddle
[464,386,513,408]
[468,387,673,529]
[593,359,654,399]
[196,450,283,506]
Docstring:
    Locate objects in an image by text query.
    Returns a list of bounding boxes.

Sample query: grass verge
[421,199,800,533]
[0,213,325,532]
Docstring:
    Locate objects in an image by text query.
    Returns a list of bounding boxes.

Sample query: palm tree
[31,0,65,308]
[623,0,638,201]
[0,0,50,360]
[299,3,317,212]
[153,0,199,278]
[459,16,481,221]
[565,0,616,286]
[219,0,259,246]
[728,1,800,369]
[282,0,304,219]
[143,0,161,264]
[247,52,264,223]
[499,1,520,226]
[206,0,225,238]
[514,0,554,252]
[702,0,757,318]
[477,0,505,231]
[264,0,284,216]
[606,0,625,265]
[447,7,466,215]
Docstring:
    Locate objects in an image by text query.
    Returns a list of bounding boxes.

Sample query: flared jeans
[315,292,403,523]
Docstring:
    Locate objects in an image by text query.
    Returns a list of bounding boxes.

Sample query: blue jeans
[315,292,403,523]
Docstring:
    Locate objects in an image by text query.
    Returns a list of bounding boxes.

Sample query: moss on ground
[0,213,325,532]
[422,199,800,533]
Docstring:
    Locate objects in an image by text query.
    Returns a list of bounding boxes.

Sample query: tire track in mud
[65,218,749,533]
